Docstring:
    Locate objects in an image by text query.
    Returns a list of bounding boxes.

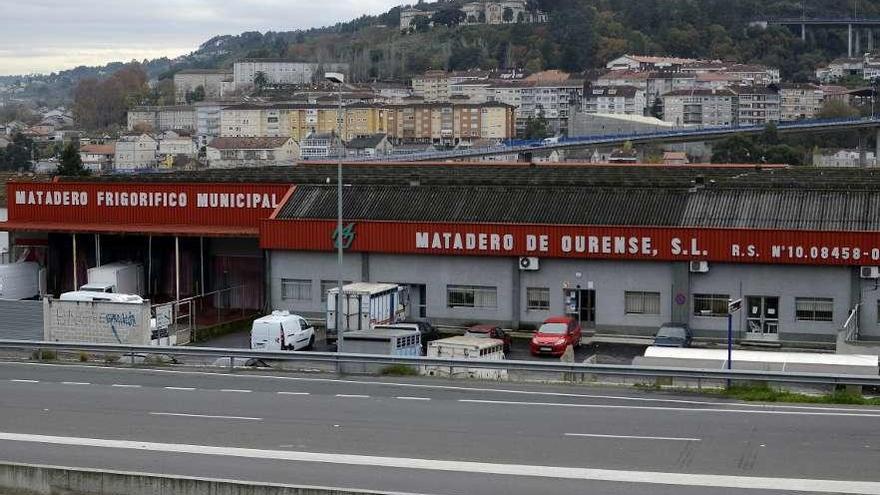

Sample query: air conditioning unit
[689,260,709,273]
[519,257,540,271]
[861,266,880,279]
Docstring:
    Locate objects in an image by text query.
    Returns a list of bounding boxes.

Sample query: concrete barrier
[0,462,422,495]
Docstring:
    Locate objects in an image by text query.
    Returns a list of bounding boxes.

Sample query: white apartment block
[583,86,646,116]
[233,59,350,88]
[518,80,584,135]
[173,69,232,104]
[114,134,158,170]
[662,89,736,127]
[126,106,196,132]
[411,70,450,102]
[733,86,781,126]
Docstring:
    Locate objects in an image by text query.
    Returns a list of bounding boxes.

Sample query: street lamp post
[326,72,345,352]
[727,298,743,388]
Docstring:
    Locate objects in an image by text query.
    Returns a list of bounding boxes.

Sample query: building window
[693,294,730,317]
[320,280,352,302]
[795,297,833,322]
[526,287,550,311]
[448,285,497,309]
[625,291,661,315]
[281,279,311,301]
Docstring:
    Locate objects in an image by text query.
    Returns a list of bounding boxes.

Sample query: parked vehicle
[542,136,560,146]
[398,319,441,352]
[250,311,315,351]
[84,262,145,295]
[653,323,693,348]
[424,336,506,379]
[530,316,582,357]
[326,283,408,339]
[0,262,45,300]
[344,327,422,357]
[465,324,511,354]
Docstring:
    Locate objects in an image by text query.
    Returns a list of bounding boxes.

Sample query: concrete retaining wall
[0,462,416,495]
[43,299,151,344]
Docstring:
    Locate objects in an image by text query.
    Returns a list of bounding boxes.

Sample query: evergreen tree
[56,141,89,176]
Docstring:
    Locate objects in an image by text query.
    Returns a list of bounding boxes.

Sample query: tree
[649,98,663,119]
[478,11,486,23]
[187,85,206,104]
[517,11,526,23]
[56,141,89,176]
[503,7,515,23]
[411,15,431,32]
[711,134,760,164]
[0,133,34,171]
[73,63,148,130]
[818,100,860,119]
[253,71,269,94]
[431,8,466,28]
[523,112,550,139]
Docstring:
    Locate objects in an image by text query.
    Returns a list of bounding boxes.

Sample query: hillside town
[2,51,876,172]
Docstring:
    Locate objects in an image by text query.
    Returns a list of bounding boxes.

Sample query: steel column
[175,236,180,303]
[849,23,854,57]
[94,234,101,267]
[147,236,152,296]
[199,236,205,296]
[71,234,77,290]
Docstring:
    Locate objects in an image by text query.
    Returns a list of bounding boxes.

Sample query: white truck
[423,336,507,380]
[325,283,408,339]
[83,262,145,295]
[250,311,315,351]
[0,262,45,300]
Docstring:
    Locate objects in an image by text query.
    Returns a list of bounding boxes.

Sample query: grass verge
[380,364,419,376]
[721,383,880,406]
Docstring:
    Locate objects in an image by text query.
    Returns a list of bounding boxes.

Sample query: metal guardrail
[2,340,879,386]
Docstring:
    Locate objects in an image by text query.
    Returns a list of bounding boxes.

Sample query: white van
[250,311,315,351]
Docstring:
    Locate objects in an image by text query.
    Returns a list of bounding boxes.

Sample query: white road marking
[335,394,369,399]
[164,387,195,391]
[219,389,252,393]
[111,384,141,388]
[9,379,39,383]
[277,392,310,396]
[5,362,878,414]
[149,412,262,421]
[0,432,877,494]
[458,399,880,417]
[396,397,431,401]
[61,382,90,386]
[565,433,701,442]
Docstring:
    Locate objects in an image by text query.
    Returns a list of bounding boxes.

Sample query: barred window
[795,297,833,322]
[447,285,497,309]
[281,279,311,301]
[526,287,550,311]
[625,291,661,315]
[694,294,730,317]
[320,280,352,302]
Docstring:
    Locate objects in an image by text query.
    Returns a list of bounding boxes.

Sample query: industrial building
[3,163,880,346]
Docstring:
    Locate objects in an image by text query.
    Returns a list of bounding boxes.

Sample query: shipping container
[0,262,44,300]
[85,262,145,295]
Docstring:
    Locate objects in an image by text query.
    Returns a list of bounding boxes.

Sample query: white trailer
[423,336,507,380]
[0,262,45,300]
[326,283,407,338]
[84,262,145,295]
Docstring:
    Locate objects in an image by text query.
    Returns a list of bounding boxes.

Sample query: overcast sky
[0,0,400,76]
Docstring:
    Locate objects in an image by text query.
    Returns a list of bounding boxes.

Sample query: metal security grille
[526,287,550,310]
[281,279,312,301]
[693,294,730,317]
[447,285,497,309]
[624,291,661,315]
[795,297,834,322]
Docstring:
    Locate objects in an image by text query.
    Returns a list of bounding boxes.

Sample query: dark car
[400,319,441,351]
[653,323,693,347]
[465,324,512,354]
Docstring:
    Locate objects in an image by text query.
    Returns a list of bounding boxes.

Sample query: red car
[465,324,512,354]
[530,316,582,357]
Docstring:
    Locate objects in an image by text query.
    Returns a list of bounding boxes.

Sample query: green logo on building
[333,223,357,249]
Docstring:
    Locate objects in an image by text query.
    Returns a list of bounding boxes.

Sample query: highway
[0,362,879,494]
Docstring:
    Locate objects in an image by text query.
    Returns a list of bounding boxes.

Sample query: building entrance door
[565,288,596,328]
[745,296,779,341]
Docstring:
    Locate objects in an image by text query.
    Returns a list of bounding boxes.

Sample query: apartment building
[661,89,736,127]
[127,106,196,132]
[206,137,299,168]
[384,102,515,145]
[233,59,349,88]
[114,134,158,170]
[518,78,584,135]
[173,69,233,104]
[779,83,825,121]
[583,85,646,116]
[411,70,450,102]
[732,86,781,126]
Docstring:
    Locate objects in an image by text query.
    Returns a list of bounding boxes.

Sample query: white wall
[0,207,8,260]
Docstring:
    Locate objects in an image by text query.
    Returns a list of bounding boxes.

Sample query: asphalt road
[0,362,878,495]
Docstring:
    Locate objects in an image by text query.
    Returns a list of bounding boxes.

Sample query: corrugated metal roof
[279,185,880,231]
